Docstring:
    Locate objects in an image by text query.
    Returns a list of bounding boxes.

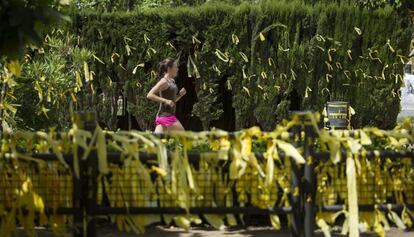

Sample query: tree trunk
[0,80,7,134]
[109,89,118,131]
[201,120,209,131]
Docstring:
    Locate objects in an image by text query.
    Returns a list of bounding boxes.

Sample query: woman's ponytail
[157,58,176,79]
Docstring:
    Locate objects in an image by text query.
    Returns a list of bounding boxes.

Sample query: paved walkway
[15,226,414,237]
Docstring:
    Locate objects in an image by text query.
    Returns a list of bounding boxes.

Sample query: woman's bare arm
[146,78,173,105]
[174,88,187,102]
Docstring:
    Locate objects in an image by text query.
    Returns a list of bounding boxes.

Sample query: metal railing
[0,111,413,237]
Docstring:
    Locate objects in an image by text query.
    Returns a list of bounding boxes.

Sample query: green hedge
[73,1,413,131]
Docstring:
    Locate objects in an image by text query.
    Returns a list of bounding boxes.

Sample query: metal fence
[0,112,413,237]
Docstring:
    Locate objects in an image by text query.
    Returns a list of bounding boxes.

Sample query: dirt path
[15,226,414,237]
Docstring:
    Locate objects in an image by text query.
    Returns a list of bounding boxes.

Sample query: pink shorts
[155,116,177,127]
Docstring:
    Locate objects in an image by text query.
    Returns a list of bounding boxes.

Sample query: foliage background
[69,0,413,131]
[2,0,412,131]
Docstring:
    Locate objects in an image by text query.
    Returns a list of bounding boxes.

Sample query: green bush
[16,30,94,130]
[72,0,412,131]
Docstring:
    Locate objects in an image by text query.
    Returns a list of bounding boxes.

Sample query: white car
[399,65,414,119]
[404,73,414,94]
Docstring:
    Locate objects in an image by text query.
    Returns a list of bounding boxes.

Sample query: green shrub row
[73,1,413,130]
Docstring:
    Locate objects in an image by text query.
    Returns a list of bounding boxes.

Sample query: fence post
[83,112,98,237]
[73,111,98,237]
[290,116,303,237]
[72,112,85,237]
[303,122,316,237]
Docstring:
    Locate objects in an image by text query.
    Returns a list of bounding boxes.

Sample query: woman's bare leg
[167,120,184,131]
[154,125,165,133]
